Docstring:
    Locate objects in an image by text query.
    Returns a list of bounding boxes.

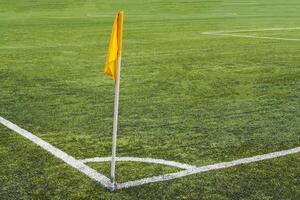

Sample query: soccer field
[1,0,300,199]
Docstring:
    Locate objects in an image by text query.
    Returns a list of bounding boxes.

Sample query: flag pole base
[109,177,117,192]
[79,156,197,191]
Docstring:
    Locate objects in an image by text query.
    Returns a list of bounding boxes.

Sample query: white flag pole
[110,56,122,191]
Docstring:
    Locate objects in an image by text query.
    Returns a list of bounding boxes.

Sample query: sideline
[117,146,300,189]
[202,27,300,41]
[1,116,300,190]
[0,116,112,190]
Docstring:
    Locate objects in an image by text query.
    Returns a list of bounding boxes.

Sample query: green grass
[0,0,300,199]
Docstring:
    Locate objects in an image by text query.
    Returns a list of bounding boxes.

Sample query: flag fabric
[104,11,124,81]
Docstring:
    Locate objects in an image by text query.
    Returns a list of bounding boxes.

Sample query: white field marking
[202,27,300,34]
[203,33,300,41]
[202,27,300,41]
[80,157,197,170]
[117,146,300,189]
[0,116,113,190]
[2,116,300,191]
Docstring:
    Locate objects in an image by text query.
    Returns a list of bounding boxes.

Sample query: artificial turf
[0,0,299,199]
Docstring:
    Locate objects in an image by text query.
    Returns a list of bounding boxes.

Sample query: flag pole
[110,56,122,191]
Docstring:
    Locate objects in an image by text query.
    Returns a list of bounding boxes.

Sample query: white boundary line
[202,27,300,34]
[1,116,300,190]
[0,116,113,190]
[203,33,300,41]
[202,27,300,41]
[117,146,300,189]
[80,157,197,170]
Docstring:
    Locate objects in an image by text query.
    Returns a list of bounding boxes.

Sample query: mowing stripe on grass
[117,146,300,189]
[0,116,113,190]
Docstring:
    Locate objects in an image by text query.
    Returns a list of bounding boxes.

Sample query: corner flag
[103,11,124,191]
[104,11,124,81]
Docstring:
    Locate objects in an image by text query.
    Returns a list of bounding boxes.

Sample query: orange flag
[104,11,124,81]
